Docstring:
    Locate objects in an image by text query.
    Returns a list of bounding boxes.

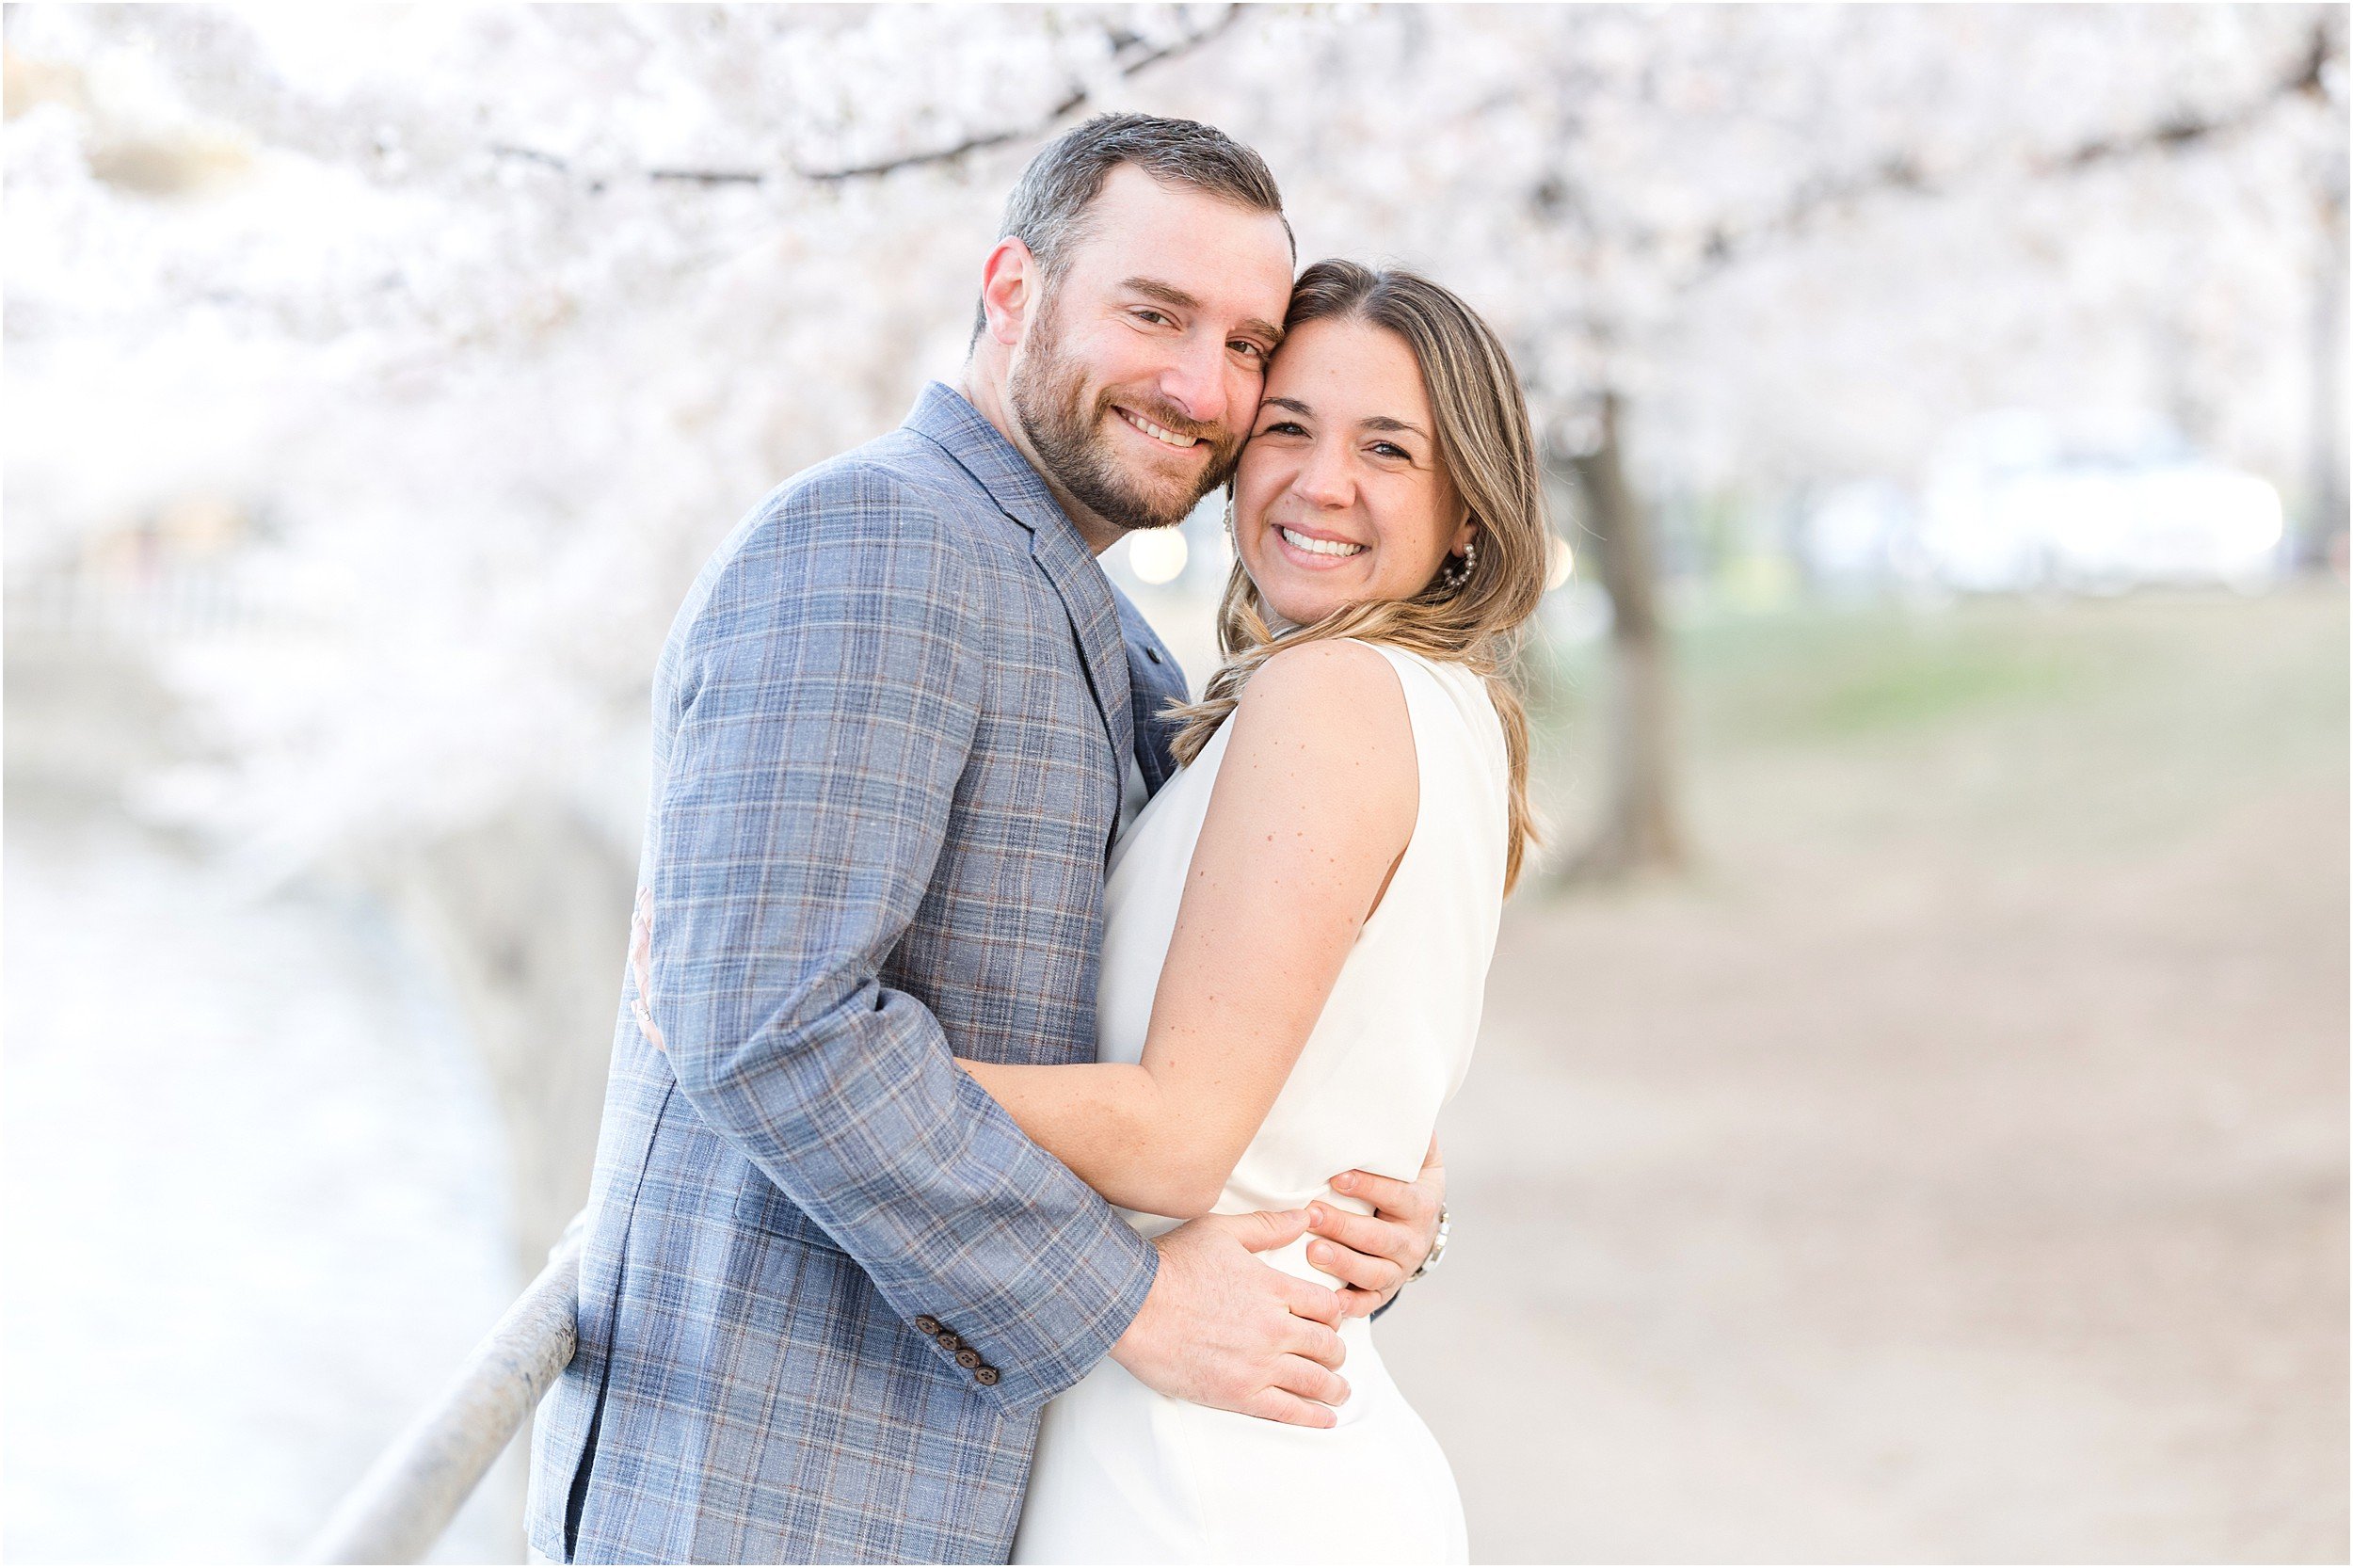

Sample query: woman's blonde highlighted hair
[1165,259,1546,891]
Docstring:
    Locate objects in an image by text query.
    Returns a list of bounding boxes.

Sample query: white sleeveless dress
[1011,642,1509,1566]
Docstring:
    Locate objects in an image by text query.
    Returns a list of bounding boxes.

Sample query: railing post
[306,1212,586,1564]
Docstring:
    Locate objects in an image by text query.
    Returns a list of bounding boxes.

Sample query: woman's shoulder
[1235,638,1413,755]
[1249,634,1475,704]
[1241,640,1418,760]
[1246,635,1408,705]
[1247,637,1500,743]
[1225,639,1417,819]
[1230,635,1507,760]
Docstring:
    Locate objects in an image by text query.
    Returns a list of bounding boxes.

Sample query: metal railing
[306,1214,586,1564]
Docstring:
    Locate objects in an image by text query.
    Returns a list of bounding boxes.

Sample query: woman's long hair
[1164,260,1547,892]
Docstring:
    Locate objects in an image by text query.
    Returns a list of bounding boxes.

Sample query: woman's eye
[1259,420,1307,437]
[1370,440,1411,460]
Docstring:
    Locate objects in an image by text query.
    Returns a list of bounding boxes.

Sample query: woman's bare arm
[959,639,1417,1217]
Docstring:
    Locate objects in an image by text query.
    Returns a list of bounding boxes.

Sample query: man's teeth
[1118,408,1200,449]
[1280,526,1366,558]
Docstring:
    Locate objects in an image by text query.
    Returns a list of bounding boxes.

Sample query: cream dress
[1011,641,1508,1565]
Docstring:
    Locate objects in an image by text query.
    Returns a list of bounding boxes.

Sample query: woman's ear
[1449,510,1480,558]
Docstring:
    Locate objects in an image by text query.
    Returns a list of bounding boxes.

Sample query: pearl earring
[1439,537,1478,592]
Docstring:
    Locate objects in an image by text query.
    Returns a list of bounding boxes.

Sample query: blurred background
[4,4,2345,1561]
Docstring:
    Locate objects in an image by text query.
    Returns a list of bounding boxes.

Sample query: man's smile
[1112,405,1205,452]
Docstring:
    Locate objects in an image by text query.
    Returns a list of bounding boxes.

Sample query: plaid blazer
[527,383,1193,1564]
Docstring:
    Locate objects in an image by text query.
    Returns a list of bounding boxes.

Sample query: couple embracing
[529,112,1547,1566]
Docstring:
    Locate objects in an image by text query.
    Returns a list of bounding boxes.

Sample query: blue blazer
[529,383,1193,1563]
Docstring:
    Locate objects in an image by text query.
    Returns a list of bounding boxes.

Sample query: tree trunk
[2306,177,2347,571]
[1559,389,1686,880]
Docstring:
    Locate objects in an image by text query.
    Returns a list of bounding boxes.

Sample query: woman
[960,260,1548,1565]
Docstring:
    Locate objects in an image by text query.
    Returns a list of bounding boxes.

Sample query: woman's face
[1232,315,1475,628]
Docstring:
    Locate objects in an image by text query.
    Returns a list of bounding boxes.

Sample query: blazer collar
[904,381,1135,777]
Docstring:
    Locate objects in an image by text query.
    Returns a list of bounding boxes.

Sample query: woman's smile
[1272,521,1369,565]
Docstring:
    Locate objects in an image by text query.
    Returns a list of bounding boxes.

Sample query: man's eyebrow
[1119,277,1284,346]
[1120,277,1201,312]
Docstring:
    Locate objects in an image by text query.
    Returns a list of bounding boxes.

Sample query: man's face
[1006,166,1295,535]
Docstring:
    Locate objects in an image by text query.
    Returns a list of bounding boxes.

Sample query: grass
[1524,583,2348,871]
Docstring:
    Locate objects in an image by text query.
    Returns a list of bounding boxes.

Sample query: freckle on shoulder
[1254,637,1399,703]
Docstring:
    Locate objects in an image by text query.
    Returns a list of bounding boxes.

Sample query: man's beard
[1008,298,1241,535]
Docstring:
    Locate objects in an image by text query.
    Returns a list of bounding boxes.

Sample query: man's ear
[978,237,1039,349]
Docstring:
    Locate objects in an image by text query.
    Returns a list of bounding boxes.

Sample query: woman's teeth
[1116,408,1200,449]
[1280,526,1366,558]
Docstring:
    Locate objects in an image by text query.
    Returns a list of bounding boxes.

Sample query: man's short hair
[971,112,1292,343]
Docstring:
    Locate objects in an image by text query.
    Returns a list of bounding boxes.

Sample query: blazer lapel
[904,383,1134,772]
[1025,522,1136,772]
[1110,584,1187,795]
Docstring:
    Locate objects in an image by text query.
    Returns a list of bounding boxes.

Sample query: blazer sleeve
[648,467,1158,1413]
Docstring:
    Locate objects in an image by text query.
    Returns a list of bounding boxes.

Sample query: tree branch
[794,5,1243,183]
[488,142,568,172]
[485,6,1244,192]
[791,83,1092,184]
[1675,14,2345,285]
[646,167,765,186]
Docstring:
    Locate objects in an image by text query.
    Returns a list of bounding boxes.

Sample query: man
[529,113,1446,1566]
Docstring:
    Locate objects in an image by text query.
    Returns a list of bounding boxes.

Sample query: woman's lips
[1271,522,1368,569]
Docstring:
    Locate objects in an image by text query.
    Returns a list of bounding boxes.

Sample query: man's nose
[1156,335,1232,432]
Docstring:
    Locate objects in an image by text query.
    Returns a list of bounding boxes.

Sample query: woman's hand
[1308,1137,1447,1317]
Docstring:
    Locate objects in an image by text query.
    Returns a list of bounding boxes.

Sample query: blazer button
[954,1348,983,1369]
[913,1316,941,1336]
[936,1331,963,1352]
[1144,647,1163,665]
[973,1366,1000,1386]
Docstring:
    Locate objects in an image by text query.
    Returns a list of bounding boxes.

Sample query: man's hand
[1110,1208,1352,1428]
[1308,1137,1447,1318]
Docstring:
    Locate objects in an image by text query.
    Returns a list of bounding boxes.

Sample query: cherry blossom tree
[7,2,2341,1241]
